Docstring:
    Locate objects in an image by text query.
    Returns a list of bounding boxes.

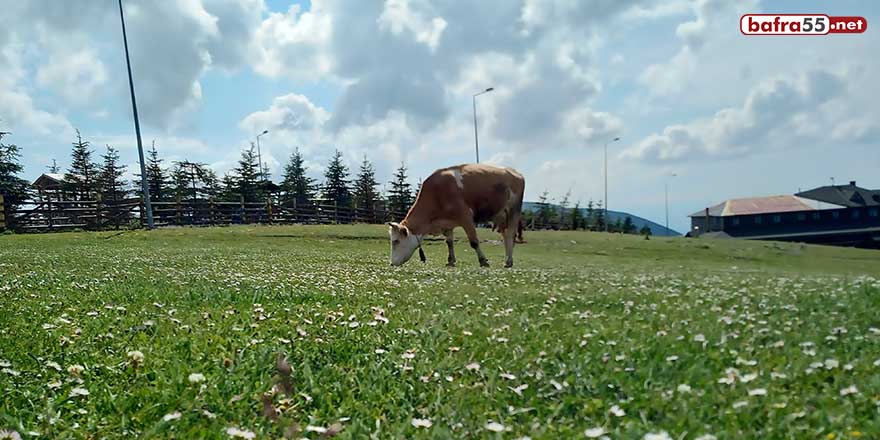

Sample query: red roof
[691,195,816,217]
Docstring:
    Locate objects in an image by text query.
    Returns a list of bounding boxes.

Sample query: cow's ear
[387,222,399,230]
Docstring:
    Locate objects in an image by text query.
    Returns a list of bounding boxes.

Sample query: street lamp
[472,87,494,163]
[604,136,620,232]
[256,130,269,182]
[665,173,677,235]
[118,0,154,229]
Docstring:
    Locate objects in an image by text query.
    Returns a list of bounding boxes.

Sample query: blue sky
[1,0,878,234]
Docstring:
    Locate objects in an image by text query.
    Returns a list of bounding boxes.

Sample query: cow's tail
[498,177,524,234]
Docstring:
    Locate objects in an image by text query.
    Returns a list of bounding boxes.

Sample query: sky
[1,0,878,234]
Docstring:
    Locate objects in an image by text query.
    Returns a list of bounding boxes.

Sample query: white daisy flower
[840,385,858,396]
[188,373,206,383]
[163,412,182,422]
[411,418,432,428]
[225,427,256,439]
[584,427,606,438]
[127,351,145,364]
[69,387,90,398]
[485,421,505,432]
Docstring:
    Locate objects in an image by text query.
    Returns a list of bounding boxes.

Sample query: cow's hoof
[446,262,456,267]
[504,262,513,268]
[479,260,490,268]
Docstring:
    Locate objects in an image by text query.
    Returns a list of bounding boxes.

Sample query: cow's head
[388,222,420,266]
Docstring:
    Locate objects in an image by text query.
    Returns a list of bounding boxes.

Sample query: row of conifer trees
[6,130,419,217]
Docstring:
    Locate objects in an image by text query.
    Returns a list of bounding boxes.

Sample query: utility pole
[604,137,620,232]
[118,0,154,229]
[665,173,677,235]
[472,87,494,163]
[256,130,269,182]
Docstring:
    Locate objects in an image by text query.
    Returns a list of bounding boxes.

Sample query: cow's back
[428,164,524,223]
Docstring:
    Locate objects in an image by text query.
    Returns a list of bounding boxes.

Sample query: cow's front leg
[462,220,489,267]
[444,229,456,267]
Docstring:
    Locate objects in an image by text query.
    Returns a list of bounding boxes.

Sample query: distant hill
[522,201,680,236]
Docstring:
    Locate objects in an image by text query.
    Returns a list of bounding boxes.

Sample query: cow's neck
[401,204,432,236]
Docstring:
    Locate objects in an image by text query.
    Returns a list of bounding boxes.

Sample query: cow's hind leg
[444,229,456,267]
[461,219,489,267]
[502,213,519,268]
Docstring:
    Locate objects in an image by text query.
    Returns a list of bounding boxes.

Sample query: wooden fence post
[266,196,273,223]
[209,198,215,226]
[175,195,182,226]
[95,194,103,230]
[0,194,5,230]
[240,195,246,224]
[47,198,54,230]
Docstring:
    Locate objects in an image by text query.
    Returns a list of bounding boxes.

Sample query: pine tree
[570,200,583,231]
[220,172,239,202]
[386,162,414,218]
[611,217,623,233]
[200,168,221,199]
[47,159,60,174]
[144,141,169,201]
[66,130,99,200]
[558,190,571,229]
[234,146,262,203]
[537,190,555,228]
[98,145,128,204]
[171,162,190,203]
[172,161,213,203]
[640,225,652,237]
[585,200,595,230]
[593,200,606,231]
[280,148,317,206]
[0,131,30,229]
[321,150,351,206]
[353,155,379,220]
[623,216,636,234]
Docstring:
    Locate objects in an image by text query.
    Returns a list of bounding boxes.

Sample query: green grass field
[1,225,879,439]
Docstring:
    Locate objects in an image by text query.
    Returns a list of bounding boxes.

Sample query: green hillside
[1,225,878,438]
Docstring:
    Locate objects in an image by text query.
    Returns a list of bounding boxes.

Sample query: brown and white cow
[388,163,525,268]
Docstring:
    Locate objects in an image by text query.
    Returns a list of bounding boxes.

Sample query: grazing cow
[388,163,525,268]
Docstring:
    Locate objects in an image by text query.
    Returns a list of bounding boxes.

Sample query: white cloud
[0,88,75,139]
[36,48,107,104]
[622,70,856,162]
[252,2,333,79]
[1,0,266,130]
[378,0,448,52]
[638,47,696,97]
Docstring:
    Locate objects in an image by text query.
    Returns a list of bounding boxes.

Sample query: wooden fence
[0,194,5,230]
[5,197,409,232]
[4,195,571,235]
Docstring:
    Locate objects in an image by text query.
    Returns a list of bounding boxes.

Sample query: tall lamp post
[118,0,154,229]
[472,87,494,163]
[256,130,269,182]
[604,136,620,232]
[665,173,677,235]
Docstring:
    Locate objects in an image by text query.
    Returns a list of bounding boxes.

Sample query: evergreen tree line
[0,130,420,227]
[2,130,650,234]
[525,189,652,236]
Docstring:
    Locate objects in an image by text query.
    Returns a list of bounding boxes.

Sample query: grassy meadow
[1,225,879,439]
